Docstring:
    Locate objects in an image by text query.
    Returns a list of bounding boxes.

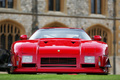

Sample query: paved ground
[109,56,120,74]
[0,72,7,74]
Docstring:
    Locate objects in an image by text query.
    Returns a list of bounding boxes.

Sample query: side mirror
[93,35,102,41]
[20,35,28,40]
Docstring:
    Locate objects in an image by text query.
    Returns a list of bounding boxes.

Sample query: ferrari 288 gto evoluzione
[8,28,111,74]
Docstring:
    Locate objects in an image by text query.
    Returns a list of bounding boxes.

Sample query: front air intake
[41,58,76,64]
[41,58,76,67]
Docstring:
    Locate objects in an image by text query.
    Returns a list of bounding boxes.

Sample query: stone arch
[0,19,25,50]
[86,24,113,56]
[42,21,69,28]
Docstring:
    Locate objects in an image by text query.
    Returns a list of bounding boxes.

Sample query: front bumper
[13,67,106,74]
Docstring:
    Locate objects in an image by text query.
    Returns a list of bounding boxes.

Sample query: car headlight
[22,56,33,63]
[84,56,95,63]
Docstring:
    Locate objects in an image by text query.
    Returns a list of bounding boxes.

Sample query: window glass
[49,0,61,11]
[8,0,13,8]
[49,0,54,11]
[0,0,5,8]
[0,0,13,8]
[56,0,60,11]
[97,0,101,14]
[91,0,95,13]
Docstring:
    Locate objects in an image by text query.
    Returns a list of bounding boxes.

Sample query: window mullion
[95,0,97,14]
[54,0,56,11]
[13,0,15,8]
[6,0,8,8]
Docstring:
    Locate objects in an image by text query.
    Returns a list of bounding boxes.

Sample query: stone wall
[109,56,120,74]
[38,0,46,14]
[75,0,89,16]
[20,0,32,13]
[0,13,114,36]
[0,14,32,36]
[107,0,114,17]
[21,0,113,17]
[38,16,113,32]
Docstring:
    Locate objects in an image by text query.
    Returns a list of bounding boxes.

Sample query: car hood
[38,38,81,56]
[12,38,108,56]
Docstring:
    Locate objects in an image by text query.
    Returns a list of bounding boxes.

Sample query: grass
[0,74,120,80]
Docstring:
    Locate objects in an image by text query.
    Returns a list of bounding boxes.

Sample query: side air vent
[44,41,48,44]
[71,41,76,44]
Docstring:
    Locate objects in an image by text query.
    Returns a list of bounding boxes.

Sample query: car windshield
[29,28,91,40]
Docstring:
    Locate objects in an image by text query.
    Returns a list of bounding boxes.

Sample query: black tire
[7,68,11,74]
[7,67,14,74]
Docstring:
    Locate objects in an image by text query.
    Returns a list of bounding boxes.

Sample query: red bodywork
[10,28,111,74]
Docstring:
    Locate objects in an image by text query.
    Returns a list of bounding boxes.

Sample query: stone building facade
[0,0,120,74]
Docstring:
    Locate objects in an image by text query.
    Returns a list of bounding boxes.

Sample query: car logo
[58,50,60,52]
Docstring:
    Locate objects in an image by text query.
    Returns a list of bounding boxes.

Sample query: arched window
[1,34,6,49]
[0,20,25,51]
[90,0,106,14]
[87,26,108,43]
[43,22,68,28]
[8,34,12,51]
[0,0,13,8]
[15,34,20,41]
[86,24,112,55]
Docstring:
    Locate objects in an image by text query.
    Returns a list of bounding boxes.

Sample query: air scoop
[39,38,80,47]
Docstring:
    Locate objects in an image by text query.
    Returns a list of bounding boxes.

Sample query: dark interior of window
[91,0,102,14]
[56,0,60,11]
[91,0,95,13]
[0,0,13,8]
[49,0,54,11]
[49,0,60,11]
[1,34,6,49]
[8,35,12,51]
[0,0,5,8]
[97,0,101,14]
[0,24,20,51]
[15,35,20,41]
[8,0,13,8]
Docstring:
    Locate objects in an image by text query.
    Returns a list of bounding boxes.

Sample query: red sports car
[8,28,111,74]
